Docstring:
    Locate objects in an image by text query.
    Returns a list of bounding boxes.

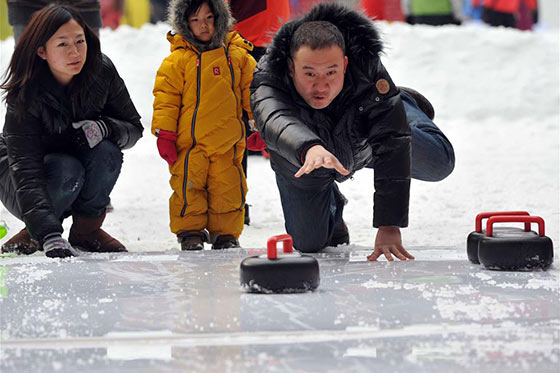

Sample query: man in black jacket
[250,4,455,261]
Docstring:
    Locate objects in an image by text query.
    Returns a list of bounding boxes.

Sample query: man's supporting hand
[367,226,415,262]
[295,145,349,178]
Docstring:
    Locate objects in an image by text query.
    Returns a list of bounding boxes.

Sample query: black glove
[43,233,79,258]
[72,119,110,148]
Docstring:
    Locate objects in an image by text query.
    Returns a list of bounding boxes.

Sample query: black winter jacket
[250,4,411,228]
[0,54,143,241]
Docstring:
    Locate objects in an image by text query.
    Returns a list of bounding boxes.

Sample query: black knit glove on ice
[43,233,79,258]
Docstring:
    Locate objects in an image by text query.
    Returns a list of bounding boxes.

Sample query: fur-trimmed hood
[167,0,233,52]
[263,3,384,79]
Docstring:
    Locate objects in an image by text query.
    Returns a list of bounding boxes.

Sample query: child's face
[188,2,215,43]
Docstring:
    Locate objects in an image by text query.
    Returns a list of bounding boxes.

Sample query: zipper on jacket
[180,55,202,217]
[224,47,246,210]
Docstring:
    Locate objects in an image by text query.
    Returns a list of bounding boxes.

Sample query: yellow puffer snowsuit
[152,30,256,237]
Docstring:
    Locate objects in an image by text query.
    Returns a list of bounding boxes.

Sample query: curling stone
[240,234,320,293]
[477,215,553,271]
[467,211,531,264]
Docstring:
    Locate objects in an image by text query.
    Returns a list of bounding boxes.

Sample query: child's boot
[212,234,240,250]
[178,230,208,251]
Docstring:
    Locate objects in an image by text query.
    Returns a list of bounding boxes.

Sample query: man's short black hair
[290,21,346,57]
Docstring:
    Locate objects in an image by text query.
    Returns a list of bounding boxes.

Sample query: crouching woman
[0,4,143,258]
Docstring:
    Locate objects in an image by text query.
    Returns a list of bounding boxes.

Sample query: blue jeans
[276,92,455,252]
[3,140,122,221]
[399,91,455,181]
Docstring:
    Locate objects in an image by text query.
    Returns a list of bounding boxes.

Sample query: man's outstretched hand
[367,226,415,262]
[295,145,349,178]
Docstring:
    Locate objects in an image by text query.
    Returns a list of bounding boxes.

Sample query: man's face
[289,45,348,109]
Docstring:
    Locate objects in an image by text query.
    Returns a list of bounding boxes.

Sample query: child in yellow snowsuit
[152,0,256,250]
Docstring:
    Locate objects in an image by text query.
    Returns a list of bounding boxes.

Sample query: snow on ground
[0,21,558,255]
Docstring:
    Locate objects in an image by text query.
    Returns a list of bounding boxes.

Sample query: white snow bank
[0,22,558,255]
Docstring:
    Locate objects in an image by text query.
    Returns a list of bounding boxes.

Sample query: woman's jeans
[3,140,122,222]
[276,91,456,252]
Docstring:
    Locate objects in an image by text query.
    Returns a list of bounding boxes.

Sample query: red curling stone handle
[267,234,293,259]
[486,216,545,237]
[475,211,530,233]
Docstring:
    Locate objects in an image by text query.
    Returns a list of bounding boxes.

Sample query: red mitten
[156,129,178,166]
[247,131,266,151]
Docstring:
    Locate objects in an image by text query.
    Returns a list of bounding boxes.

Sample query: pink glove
[156,129,178,166]
[247,132,266,151]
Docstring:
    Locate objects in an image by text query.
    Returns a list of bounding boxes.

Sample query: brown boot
[1,228,41,255]
[68,213,126,252]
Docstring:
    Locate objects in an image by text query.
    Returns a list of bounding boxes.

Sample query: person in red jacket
[480,0,537,29]
[230,0,290,62]
[230,0,290,225]
[360,0,405,22]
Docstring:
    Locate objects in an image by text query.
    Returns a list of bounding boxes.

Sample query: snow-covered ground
[1,21,557,254]
[0,21,559,373]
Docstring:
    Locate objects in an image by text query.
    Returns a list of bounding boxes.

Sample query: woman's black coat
[0,54,143,241]
[250,4,411,228]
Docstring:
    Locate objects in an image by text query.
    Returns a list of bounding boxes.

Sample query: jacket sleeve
[4,110,63,241]
[240,52,257,120]
[151,51,187,136]
[99,56,143,150]
[363,60,411,228]
[250,65,324,167]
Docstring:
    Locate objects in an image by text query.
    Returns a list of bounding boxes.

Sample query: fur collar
[264,3,384,79]
[167,0,233,52]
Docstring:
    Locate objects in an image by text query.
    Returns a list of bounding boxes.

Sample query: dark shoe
[328,219,350,247]
[1,228,40,255]
[399,86,435,120]
[244,204,251,226]
[212,234,240,250]
[178,230,208,251]
[68,213,127,252]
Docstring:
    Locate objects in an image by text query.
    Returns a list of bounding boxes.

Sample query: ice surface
[1,249,559,372]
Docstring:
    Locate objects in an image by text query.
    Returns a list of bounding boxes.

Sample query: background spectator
[230,0,290,224]
[360,0,405,22]
[6,0,102,43]
[480,0,537,29]
[230,0,290,62]
[150,0,170,23]
[100,0,125,29]
[402,0,463,26]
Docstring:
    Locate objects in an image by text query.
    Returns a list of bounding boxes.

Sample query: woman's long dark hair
[0,4,102,118]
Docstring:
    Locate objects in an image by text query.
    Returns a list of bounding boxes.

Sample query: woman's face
[188,2,215,43]
[37,19,87,85]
